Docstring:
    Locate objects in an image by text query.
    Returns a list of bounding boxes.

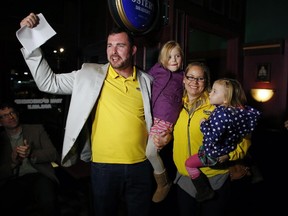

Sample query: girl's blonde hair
[158,40,183,68]
[214,78,247,107]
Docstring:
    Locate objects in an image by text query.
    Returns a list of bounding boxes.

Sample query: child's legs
[185,154,203,168]
[146,136,165,174]
[185,154,203,179]
[146,118,173,174]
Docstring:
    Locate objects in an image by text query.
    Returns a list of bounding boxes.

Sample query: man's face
[0,107,19,129]
[106,32,136,71]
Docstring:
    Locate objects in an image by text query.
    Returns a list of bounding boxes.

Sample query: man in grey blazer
[18,12,171,216]
[0,101,60,216]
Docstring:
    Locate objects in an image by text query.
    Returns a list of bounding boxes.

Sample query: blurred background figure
[0,101,60,216]
[284,120,288,129]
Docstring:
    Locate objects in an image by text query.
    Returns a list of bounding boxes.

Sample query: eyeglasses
[185,75,205,82]
[0,111,17,119]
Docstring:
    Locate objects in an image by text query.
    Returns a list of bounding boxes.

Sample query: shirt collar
[108,65,137,80]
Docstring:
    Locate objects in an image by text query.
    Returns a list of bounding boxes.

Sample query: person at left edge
[284,120,288,129]
[0,101,60,216]
[18,12,170,216]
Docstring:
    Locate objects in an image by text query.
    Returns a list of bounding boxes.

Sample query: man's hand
[11,146,21,165]
[153,128,173,151]
[20,12,39,28]
[16,139,31,159]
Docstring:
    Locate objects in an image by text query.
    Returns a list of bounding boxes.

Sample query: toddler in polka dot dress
[185,78,261,202]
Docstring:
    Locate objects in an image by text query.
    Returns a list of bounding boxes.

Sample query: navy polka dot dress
[199,105,261,164]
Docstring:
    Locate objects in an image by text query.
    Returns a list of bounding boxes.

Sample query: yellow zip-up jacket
[173,92,251,196]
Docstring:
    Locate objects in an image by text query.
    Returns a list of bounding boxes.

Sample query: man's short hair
[0,100,18,112]
[108,26,135,46]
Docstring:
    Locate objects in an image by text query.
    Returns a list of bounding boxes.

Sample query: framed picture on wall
[256,63,271,82]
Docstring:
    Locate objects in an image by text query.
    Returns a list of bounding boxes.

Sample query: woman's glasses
[185,76,205,82]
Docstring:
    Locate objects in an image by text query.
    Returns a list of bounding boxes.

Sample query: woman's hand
[217,154,229,163]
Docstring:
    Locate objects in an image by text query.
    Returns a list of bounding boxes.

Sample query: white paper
[16,13,56,53]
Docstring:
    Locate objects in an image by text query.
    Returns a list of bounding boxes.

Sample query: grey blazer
[0,124,59,184]
[21,48,153,167]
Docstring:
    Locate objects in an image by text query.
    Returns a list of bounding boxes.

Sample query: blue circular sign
[109,0,159,34]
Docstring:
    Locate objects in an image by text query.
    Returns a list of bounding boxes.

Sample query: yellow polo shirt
[91,66,148,163]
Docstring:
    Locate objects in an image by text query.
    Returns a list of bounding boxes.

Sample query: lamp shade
[250,88,274,102]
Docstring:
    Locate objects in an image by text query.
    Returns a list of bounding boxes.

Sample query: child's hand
[200,118,206,124]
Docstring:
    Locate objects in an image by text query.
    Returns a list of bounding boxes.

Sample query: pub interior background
[1,0,287,215]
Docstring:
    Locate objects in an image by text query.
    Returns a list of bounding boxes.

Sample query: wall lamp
[250,88,275,102]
